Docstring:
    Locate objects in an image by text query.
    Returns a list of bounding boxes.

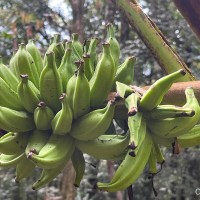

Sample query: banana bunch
[0,22,200,195]
[97,71,200,193]
[0,23,134,190]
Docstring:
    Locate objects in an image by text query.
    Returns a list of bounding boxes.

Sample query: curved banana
[0,106,35,132]
[89,43,116,108]
[97,130,152,192]
[15,154,35,182]
[0,131,31,154]
[0,77,24,110]
[83,54,94,80]
[148,145,158,175]
[25,129,50,155]
[70,101,115,141]
[75,133,129,160]
[147,87,200,138]
[11,43,39,88]
[84,38,98,70]
[39,51,63,112]
[71,33,83,60]
[51,93,73,135]
[116,81,133,98]
[144,104,195,120]
[34,101,55,130]
[125,92,139,115]
[71,148,85,187]
[0,58,19,92]
[69,61,90,119]
[0,152,25,168]
[28,134,74,169]
[106,23,120,68]
[26,39,43,74]
[178,124,200,148]
[139,69,186,111]
[53,42,65,67]
[17,74,41,113]
[58,48,75,90]
[32,159,68,190]
[114,56,136,89]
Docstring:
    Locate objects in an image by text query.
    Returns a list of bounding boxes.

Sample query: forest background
[0,0,200,199]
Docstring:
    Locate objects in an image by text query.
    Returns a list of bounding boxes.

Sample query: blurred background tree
[0,0,200,199]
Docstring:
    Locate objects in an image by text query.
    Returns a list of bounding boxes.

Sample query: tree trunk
[61,160,76,200]
[173,0,200,40]
[69,0,85,42]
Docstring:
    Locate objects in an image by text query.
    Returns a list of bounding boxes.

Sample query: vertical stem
[112,0,195,81]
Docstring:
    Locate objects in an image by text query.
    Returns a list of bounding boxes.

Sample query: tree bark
[173,0,200,40]
[61,160,76,200]
[69,0,85,42]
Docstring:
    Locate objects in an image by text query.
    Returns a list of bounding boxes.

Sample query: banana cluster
[0,23,135,190]
[0,23,200,194]
[97,73,200,193]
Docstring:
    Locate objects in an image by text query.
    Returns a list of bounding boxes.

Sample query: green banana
[116,81,133,98]
[83,54,94,80]
[148,145,158,174]
[97,130,152,192]
[43,33,61,66]
[25,129,50,155]
[32,160,67,190]
[125,92,139,116]
[26,39,43,74]
[53,42,65,67]
[11,43,39,88]
[75,133,129,160]
[0,57,19,92]
[139,69,186,111]
[0,131,31,154]
[178,124,200,148]
[153,142,165,164]
[106,23,120,67]
[85,38,98,70]
[70,101,115,141]
[89,43,116,108]
[28,134,74,169]
[58,48,75,90]
[71,148,85,187]
[34,101,55,130]
[71,33,83,59]
[17,74,41,113]
[0,77,24,110]
[0,106,35,132]
[67,61,90,119]
[51,93,73,135]
[147,87,200,138]
[39,51,63,112]
[144,104,195,120]
[15,154,36,182]
[127,113,144,150]
[114,56,136,89]
[0,152,25,168]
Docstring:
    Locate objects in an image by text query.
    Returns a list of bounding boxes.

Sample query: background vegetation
[0,0,200,199]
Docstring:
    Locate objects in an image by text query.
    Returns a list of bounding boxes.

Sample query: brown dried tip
[27,151,33,159]
[59,93,66,100]
[30,148,37,154]
[37,101,46,107]
[128,141,136,150]
[128,107,137,116]
[20,74,28,79]
[114,92,123,101]
[180,69,186,75]
[129,151,136,157]
[172,138,181,155]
